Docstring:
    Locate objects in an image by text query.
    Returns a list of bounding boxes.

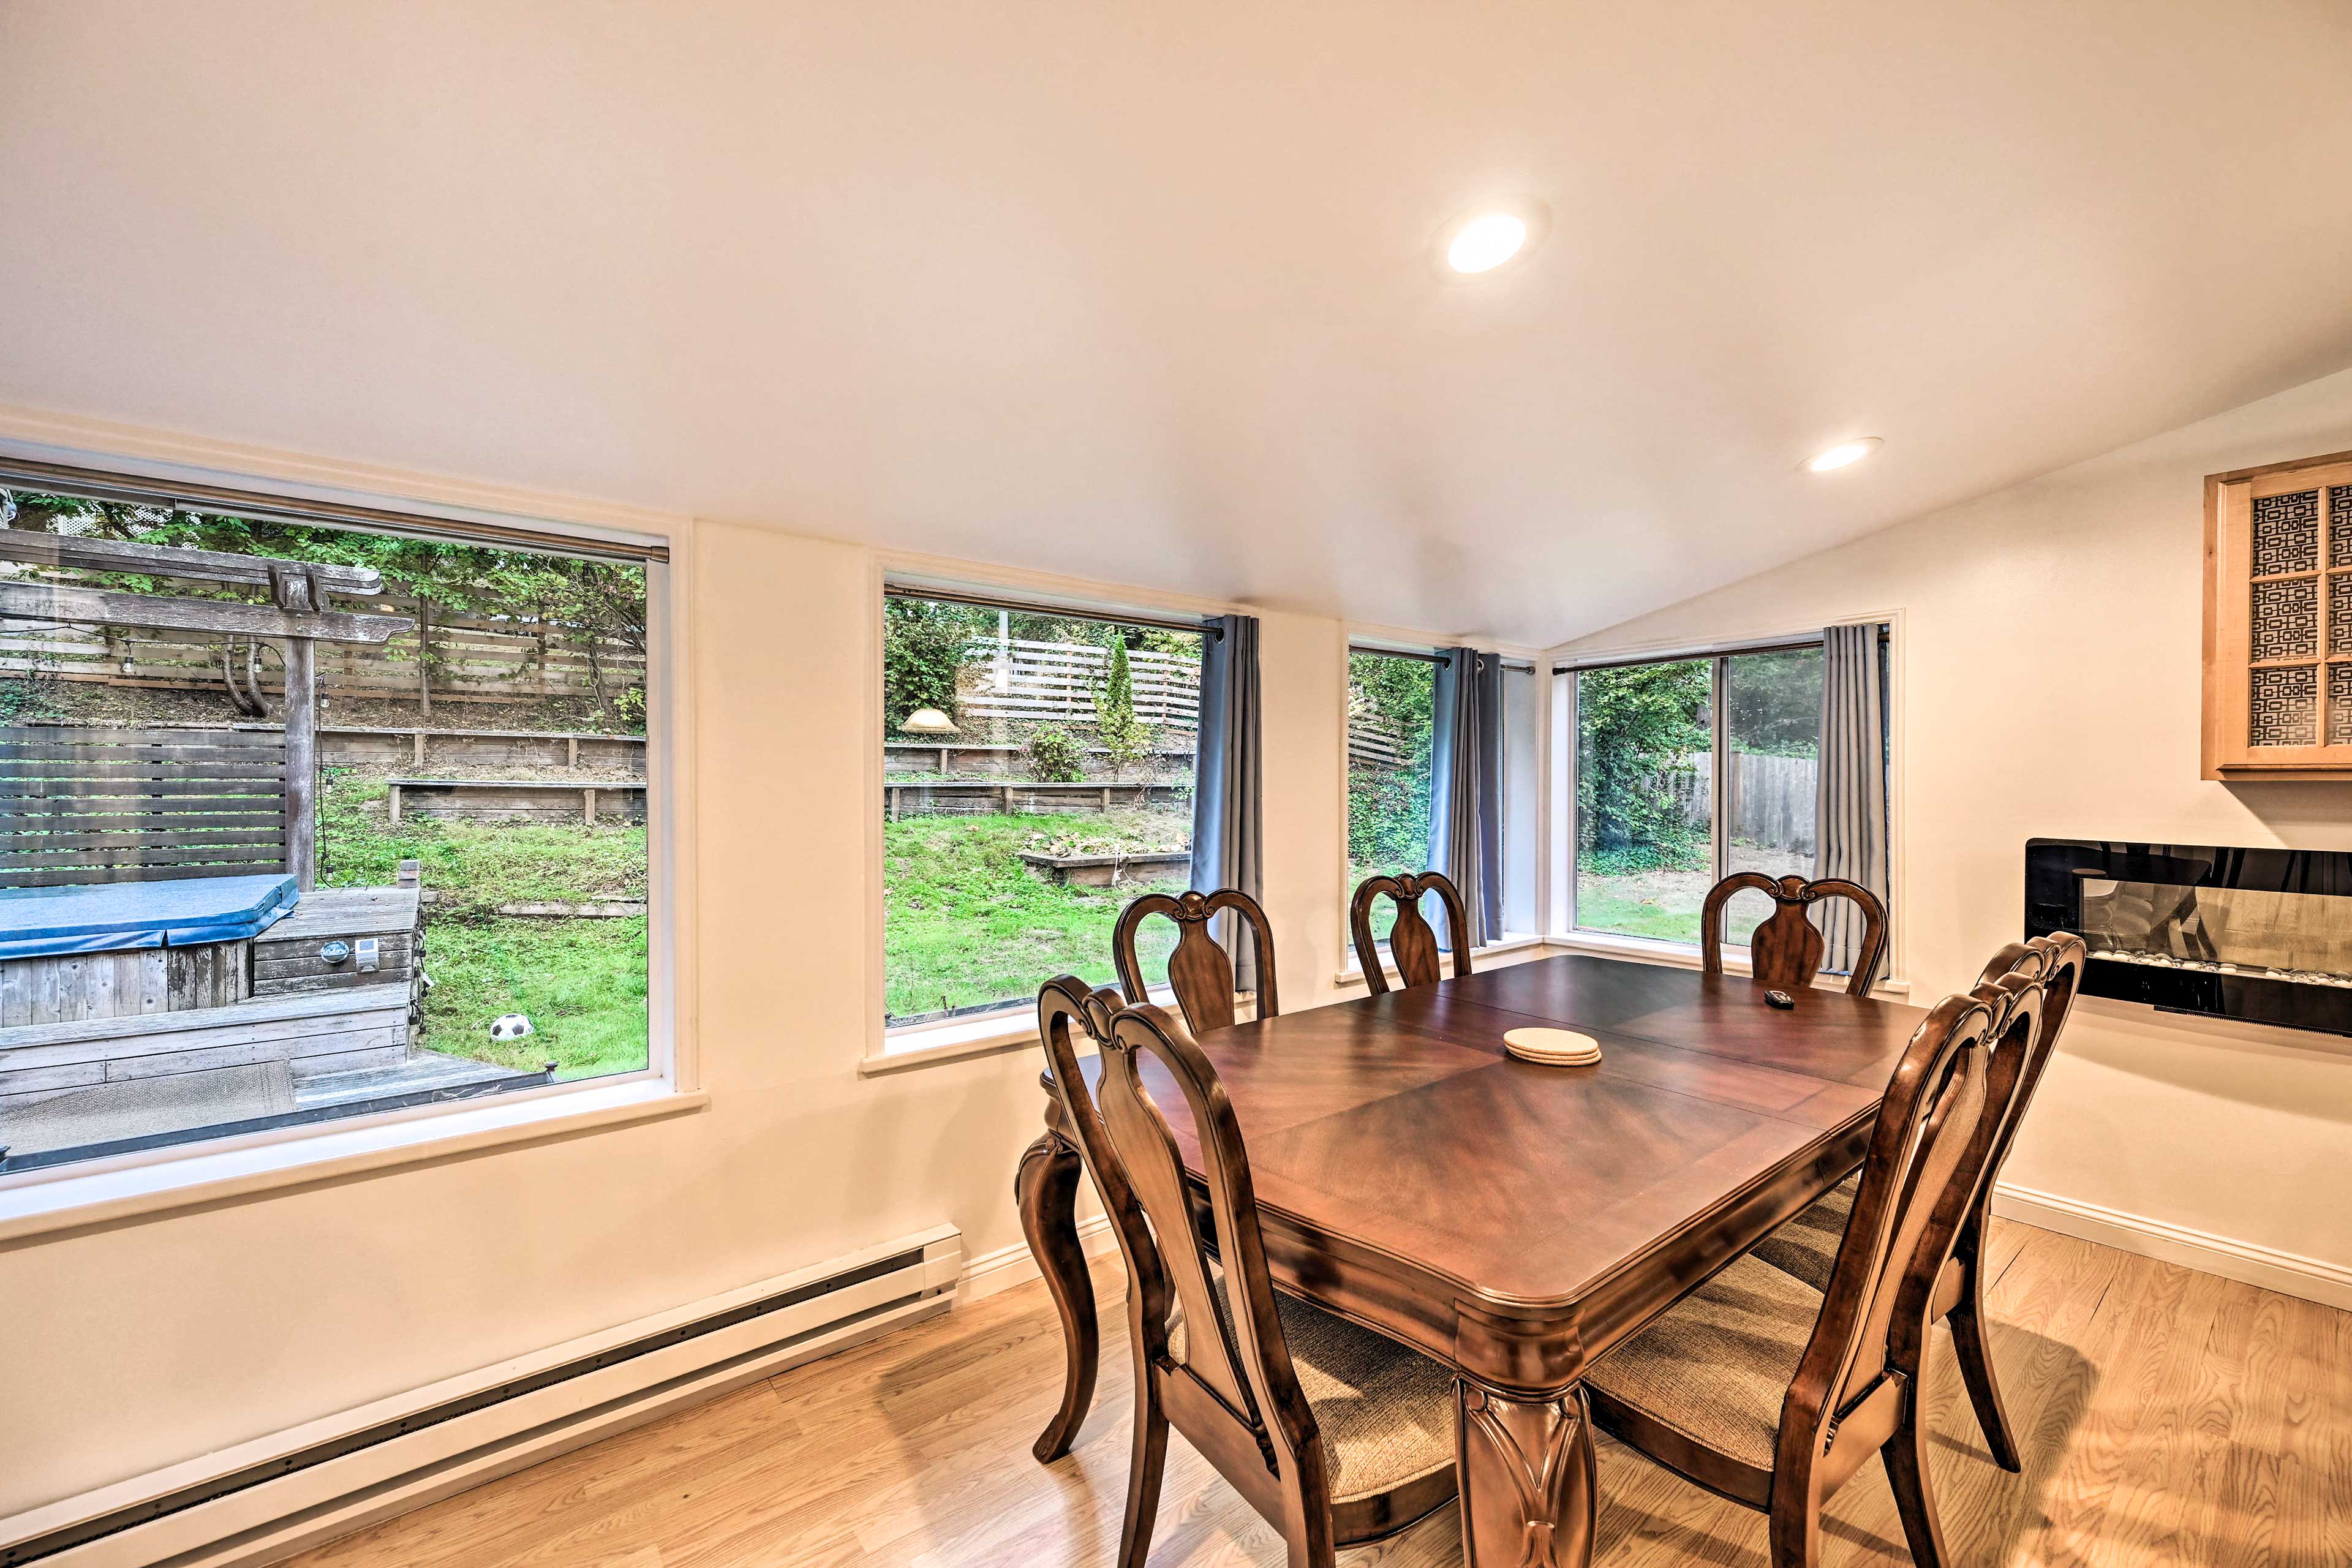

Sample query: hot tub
[0,874,300,960]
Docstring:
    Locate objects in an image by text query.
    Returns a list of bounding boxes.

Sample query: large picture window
[0,473,662,1172]
[882,588,1204,1030]
[1570,633,1886,952]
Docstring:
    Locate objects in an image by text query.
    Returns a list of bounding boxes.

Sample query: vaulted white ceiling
[5,2,2351,646]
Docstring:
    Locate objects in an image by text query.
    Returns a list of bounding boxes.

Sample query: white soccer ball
[489,1012,535,1042]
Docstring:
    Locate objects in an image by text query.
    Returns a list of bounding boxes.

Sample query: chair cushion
[1586,1253,1825,1472]
[1170,1282,1457,1502]
[1751,1172,1859,1292]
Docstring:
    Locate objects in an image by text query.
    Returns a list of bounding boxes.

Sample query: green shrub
[1022,725,1085,782]
[884,597,983,729]
[1091,638,1153,778]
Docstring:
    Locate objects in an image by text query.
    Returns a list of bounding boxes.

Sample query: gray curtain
[1191,613,1263,989]
[1427,647,1503,947]
[1814,623,1888,985]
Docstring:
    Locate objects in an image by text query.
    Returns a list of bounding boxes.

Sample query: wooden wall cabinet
[2204,448,2352,780]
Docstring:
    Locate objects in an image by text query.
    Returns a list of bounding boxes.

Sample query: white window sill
[1544,928,1910,997]
[1335,932,1549,989]
[0,1077,708,1245]
[864,983,1240,1076]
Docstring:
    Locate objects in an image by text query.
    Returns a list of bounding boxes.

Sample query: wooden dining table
[1016,952,1927,1568]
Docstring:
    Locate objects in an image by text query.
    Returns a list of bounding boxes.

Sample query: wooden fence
[958,637,1201,728]
[1661,750,1819,857]
[1,725,288,888]
[0,590,644,707]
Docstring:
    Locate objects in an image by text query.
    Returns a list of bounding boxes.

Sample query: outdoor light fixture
[899,707,959,736]
[1803,438,1883,473]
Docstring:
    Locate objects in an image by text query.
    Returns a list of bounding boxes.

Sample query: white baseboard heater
[0,1226,963,1568]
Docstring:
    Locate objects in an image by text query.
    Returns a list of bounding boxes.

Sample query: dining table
[1014,952,1928,1568]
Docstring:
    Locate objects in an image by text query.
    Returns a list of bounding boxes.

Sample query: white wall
[0,512,1414,1518]
[1556,366,2352,1280]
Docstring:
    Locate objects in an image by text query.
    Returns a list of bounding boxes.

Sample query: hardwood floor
[286,1220,2350,1567]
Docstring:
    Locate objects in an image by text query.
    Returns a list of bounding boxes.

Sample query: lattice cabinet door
[2206,450,2352,778]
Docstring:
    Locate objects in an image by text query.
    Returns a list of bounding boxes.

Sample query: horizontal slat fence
[0,591,643,706]
[958,637,1202,728]
[0,726,287,887]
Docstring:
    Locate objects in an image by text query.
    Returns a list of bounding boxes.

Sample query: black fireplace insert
[2026,839,2352,1036]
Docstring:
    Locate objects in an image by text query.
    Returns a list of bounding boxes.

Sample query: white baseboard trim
[1992,1182,2352,1313]
[959,1211,1117,1304]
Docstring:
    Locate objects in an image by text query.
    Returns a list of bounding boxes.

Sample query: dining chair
[1750,932,2086,1472]
[1582,971,2048,1568]
[1347,870,1474,995]
[1112,887,1280,1033]
[1700,871,1890,995]
[1069,994,1459,1568]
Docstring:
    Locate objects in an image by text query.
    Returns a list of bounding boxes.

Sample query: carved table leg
[1017,1123,1098,1463]
[1456,1381,1598,1568]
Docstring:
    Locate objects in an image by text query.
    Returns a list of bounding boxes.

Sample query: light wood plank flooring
[287,1221,2350,1567]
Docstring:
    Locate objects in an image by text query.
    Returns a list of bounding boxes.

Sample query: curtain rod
[887,581,1222,639]
[0,456,668,565]
[1551,625,1885,677]
[1351,644,1452,666]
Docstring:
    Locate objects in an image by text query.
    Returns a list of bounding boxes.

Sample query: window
[0,473,662,1173]
[1344,645,1539,955]
[1569,633,1887,953]
[1345,646,1438,946]
[882,588,1204,1031]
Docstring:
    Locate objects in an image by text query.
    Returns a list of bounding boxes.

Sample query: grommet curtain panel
[1427,646,1504,947]
[1191,613,1264,989]
[1815,622,1890,986]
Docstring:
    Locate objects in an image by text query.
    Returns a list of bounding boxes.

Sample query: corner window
[1344,646,1438,946]
[882,588,1204,1031]
[0,475,663,1173]
[1569,633,1887,953]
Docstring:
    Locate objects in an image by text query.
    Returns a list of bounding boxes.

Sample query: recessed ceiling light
[1447,212,1529,274]
[1803,437,1882,473]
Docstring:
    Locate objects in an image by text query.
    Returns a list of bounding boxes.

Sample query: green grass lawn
[1574,843,1809,947]
[318,770,649,1077]
[885,810,1188,1022]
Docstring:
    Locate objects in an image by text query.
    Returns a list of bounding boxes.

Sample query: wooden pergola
[0,528,413,888]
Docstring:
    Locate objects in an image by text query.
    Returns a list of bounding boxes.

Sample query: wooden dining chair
[1076,997,1459,1568]
[1749,932,2086,1473]
[1700,871,1889,996]
[1112,887,1280,1034]
[1347,870,1474,995]
[1583,972,2048,1568]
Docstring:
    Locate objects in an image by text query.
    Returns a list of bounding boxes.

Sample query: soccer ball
[489,1012,535,1042]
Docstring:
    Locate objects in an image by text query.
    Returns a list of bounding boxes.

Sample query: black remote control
[1765,989,1796,1009]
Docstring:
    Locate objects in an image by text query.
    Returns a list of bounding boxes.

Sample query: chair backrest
[1776,975,2040,1492]
[1036,975,1164,1338]
[1700,872,1889,996]
[1113,888,1281,1034]
[1348,870,1474,995]
[1966,932,2086,1207]
[1094,1000,1330,1504]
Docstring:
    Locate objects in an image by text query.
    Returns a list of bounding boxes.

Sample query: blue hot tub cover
[0,875,300,960]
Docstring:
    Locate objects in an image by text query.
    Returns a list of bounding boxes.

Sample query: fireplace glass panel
[2077,877,2352,990]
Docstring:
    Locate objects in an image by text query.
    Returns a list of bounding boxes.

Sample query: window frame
[867,566,1224,1065]
[1551,619,1904,988]
[0,436,696,1237]
[1336,634,1550,984]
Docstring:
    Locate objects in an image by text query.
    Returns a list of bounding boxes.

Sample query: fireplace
[2026,839,2352,1036]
